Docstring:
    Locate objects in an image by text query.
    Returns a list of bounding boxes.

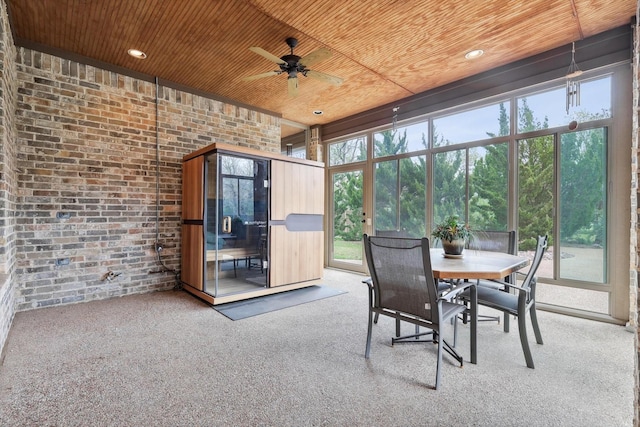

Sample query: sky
[388,75,611,149]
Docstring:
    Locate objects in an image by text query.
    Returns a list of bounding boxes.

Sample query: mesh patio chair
[372,229,443,336]
[375,229,410,237]
[462,235,548,368]
[465,230,517,325]
[362,234,477,390]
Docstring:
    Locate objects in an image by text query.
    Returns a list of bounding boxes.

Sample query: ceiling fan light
[464,49,483,59]
[127,49,147,59]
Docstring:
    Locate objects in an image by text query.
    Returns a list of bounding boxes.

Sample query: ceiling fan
[243,37,344,97]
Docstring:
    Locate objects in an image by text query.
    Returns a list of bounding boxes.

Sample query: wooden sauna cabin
[181,143,324,305]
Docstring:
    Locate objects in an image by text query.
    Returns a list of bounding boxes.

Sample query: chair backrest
[521,235,548,291]
[468,230,516,255]
[375,229,410,238]
[363,235,439,322]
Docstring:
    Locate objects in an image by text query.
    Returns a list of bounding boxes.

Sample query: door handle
[222,216,232,233]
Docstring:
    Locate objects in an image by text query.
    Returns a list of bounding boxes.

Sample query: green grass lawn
[333,239,362,261]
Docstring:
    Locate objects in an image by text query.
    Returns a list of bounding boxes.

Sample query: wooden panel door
[269,160,324,287]
[270,227,323,287]
[271,160,323,220]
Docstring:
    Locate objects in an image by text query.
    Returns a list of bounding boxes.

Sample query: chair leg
[435,332,443,390]
[365,309,373,359]
[504,312,510,332]
[453,313,458,348]
[391,315,420,339]
[530,304,543,344]
[517,313,535,369]
[374,312,379,324]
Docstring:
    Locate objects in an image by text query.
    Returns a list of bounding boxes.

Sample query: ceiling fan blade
[288,77,299,97]
[248,47,286,65]
[242,71,280,82]
[299,48,332,67]
[305,70,344,86]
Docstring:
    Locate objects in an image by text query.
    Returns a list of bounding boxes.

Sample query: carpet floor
[0,268,634,426]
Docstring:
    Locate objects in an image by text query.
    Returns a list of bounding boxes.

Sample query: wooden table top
[429,248,529,280]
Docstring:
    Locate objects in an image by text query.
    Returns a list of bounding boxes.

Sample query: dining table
[430,248,529,280]
[429,248,530,364]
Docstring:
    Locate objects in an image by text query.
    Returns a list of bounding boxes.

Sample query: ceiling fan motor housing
[281,38,304,78]
[280,54,305,77]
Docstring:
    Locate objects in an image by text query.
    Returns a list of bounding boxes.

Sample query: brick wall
[12,48,280,311]
[0,0,17,357]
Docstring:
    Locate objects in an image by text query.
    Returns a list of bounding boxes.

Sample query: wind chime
[565,42,583,114]
[392,105,400,131]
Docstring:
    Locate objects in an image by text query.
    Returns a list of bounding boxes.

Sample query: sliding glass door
[517,127,609,314]
[327,137,369,272]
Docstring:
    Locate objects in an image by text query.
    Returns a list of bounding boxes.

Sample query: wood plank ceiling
[6,0,636,138]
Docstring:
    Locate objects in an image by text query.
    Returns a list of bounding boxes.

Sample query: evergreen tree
[517,98,553,250]
[399,155,427,236]
[560,127,606,245]
[333,171,363,241]
[432,147,466,224]
[330,139,367,241]
[469,143,508,230]
[373,129,426,236]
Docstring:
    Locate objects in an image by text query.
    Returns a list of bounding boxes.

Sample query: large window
[469,144,509,230]
[373,123,427,157]
[433,149,466,225]
[517,76,612,132]
[374,155,427,237]
[326,64,626,320]
[433,101,510,146]
[328,136,367,166]
[432,143,509,231]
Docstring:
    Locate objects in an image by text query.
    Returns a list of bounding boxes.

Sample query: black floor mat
[213,285,347,320]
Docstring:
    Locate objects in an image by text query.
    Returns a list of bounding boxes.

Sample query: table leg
[470,281,478,364]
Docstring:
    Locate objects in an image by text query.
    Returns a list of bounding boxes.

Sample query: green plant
[431,215,472,243]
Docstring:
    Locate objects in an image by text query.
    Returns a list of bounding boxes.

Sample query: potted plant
[431,215,473,256]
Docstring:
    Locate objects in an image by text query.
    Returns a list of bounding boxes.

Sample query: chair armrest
[484,279,530,295]
[362,277,373,288]
[439,280,475,301]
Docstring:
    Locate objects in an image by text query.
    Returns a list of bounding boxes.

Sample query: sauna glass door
[204,152,269,297]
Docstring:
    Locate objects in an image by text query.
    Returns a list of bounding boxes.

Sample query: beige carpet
[0,268,634,426]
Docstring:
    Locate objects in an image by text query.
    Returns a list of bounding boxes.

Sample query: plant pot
[441,238,465,255]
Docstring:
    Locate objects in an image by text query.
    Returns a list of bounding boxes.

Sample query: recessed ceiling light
[313,110,323,115]
[465,49,484,59]
[127,49,147,59]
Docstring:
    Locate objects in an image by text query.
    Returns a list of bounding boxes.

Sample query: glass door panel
[559,128,607,283]
[518,131,609,315]
[374,155,427,237]
[205,153,269,297]
[517,134,554,278]
[329,169,365,269]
